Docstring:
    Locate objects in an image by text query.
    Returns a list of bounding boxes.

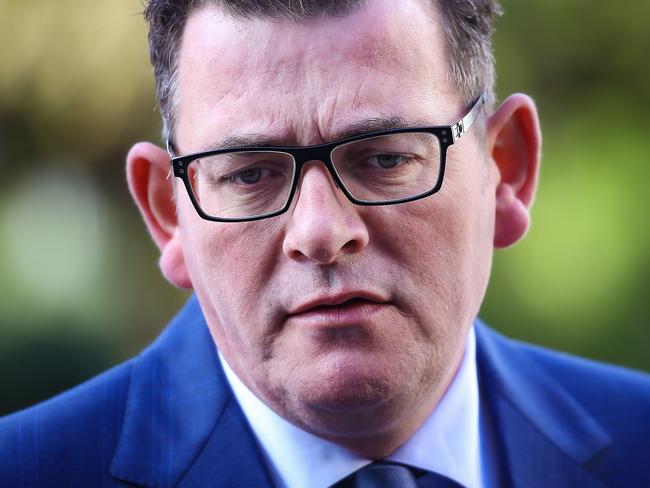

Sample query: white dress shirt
[219,326,490,488]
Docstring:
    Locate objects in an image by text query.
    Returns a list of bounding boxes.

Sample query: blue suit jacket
[2,296,650,487]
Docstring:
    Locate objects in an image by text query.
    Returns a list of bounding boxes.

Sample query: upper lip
[288,291,388,315]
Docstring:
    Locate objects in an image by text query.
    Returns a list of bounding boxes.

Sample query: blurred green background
[1,0,648,415]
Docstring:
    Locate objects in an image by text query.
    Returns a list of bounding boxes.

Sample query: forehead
[175,0,460,150]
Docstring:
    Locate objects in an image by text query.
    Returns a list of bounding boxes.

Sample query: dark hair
[144,0,502,140]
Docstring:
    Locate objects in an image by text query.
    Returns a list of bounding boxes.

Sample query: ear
[486,94,542,248]
[126,142,192,289]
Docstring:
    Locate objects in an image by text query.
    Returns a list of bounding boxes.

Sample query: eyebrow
[336,116,415,139]
[203,116,422,151]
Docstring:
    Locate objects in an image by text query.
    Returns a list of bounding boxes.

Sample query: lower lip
[288,300,389,328]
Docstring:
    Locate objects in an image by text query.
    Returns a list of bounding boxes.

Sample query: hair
[144,0,502,141]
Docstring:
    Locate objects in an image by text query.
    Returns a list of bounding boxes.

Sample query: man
[1,0,649,486]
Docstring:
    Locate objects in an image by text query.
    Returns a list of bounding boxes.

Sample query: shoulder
[0,297,228,487]
[476,322,650,482]
[0,359,134,485]
[510,333,650,440]
[494,326,650,408]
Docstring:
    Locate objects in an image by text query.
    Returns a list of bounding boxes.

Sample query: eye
[231,167,263,185]
[373,154,406,169]
[363,153,416,170]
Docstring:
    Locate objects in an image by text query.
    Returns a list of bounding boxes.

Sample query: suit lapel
[178,398,273,487]
[489,395,607,487]
[110,296,272,487]
[475,322,610,487]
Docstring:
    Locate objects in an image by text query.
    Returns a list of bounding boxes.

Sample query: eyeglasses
[168,95,484,222]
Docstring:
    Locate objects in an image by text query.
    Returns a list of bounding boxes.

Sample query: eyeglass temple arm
[166,139,177,158]
[451,95,485,143]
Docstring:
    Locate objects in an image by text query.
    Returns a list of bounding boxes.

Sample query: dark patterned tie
[331,462,465,488]
[353,462,418,488]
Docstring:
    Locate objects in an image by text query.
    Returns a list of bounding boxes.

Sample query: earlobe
[126,142,193,289]
[487,94,542,248]
[159,229,193,289]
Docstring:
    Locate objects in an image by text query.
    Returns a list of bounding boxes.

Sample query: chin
[309,376,391,411]
[289,353,411,417]
[291,379,411,442]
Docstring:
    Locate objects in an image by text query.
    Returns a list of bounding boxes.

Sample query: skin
[127,0,541,458]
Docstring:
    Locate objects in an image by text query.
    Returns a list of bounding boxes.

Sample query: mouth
[300,297,375,315]
[287,293,390,328]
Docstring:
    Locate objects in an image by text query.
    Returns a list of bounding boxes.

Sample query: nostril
[286,245,337,265]
[342,237,364,254]
[287,248,304,261]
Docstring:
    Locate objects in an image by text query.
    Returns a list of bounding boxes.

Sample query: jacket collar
[475,322,610,487]
[110,296,273,487]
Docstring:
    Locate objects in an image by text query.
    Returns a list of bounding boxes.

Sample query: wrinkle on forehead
[176,0,456,150]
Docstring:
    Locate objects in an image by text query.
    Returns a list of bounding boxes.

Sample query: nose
[282,161,369,265]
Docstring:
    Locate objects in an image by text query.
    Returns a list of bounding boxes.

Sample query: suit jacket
[1,295,649,487]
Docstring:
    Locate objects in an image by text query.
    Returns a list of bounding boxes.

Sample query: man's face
[173,0,498,451]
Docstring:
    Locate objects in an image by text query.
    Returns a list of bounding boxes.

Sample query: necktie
[334,462,418,488]
[353,462,418,488]
[331,462,466,488]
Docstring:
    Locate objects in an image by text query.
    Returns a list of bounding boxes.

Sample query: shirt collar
[219,326,481,488]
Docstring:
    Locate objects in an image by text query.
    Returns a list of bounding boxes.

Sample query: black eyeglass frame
[168,95,485,222]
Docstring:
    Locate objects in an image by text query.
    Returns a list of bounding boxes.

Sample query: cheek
[375,180,494,321]
[181,226,271,377]
[443,181,496,316]
[179,201,285,330]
